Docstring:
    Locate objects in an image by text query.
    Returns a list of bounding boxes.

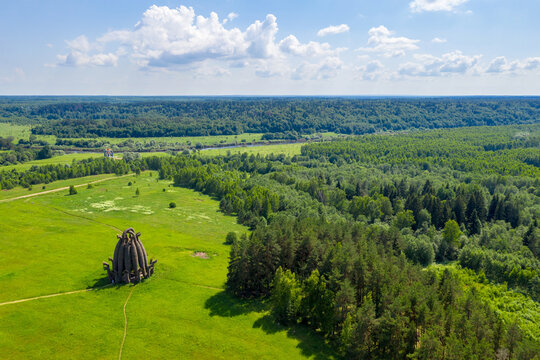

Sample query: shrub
[69,185,77,195]
[225,231,238,245]
[169,202,176,208]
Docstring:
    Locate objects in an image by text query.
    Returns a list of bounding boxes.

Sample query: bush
[225,231,238,245]
[169,202,176,208]
[69,185,77,195]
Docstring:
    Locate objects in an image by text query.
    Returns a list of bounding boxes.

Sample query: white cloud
[244,14,280,59]
[54,5,343,80]
[358,26,419,57]
[409,0,469,13]
[279,35,336,57]
[398,51,481,76]
[292,57,343,80]
[317,24,350,37]
[57,35,118,67]
[431,37,447,43]
[223,12,238,24]
[356,60,384,80]
[486,56,540,74]
[57,52,118,67]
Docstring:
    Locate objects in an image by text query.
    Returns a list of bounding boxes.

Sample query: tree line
[0,96,539,137]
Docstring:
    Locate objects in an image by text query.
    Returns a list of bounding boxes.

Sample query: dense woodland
[1,124,538,359]
[0,96,539,137]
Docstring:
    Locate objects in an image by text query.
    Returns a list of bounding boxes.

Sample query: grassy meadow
[1,152,170,172]
[0,171,335,359]
[201,143,304,157]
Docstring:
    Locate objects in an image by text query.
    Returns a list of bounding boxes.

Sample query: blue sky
[1,0,539,95]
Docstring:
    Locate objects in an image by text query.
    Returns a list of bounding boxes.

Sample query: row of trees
[1,97,538,137]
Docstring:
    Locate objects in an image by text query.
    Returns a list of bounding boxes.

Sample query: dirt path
[118,287,135,360]
[0,174,134,203]
[0,285,112,307]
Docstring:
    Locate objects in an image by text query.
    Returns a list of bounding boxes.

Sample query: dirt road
[0,174,134,203]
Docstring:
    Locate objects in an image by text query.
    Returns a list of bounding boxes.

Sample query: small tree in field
[169,202,176,208]
[69,185,77,195]
[225,231,238,245]
[135,188,140,196]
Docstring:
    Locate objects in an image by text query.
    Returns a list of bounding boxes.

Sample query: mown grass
[0,172,336,359]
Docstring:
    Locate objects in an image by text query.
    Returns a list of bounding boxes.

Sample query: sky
[1,0,539,95]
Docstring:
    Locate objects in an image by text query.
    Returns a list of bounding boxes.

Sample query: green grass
[0,152,170,171]
[0,173,127,201]
[0,172,336,359]
[201,143,304,157]
[0,123,55,143]
[62,133,266,147]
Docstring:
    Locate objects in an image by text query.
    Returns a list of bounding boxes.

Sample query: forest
[0,96,539,138]
[1,124,538,359]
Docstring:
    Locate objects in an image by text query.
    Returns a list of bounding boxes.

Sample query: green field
[0,172,335,359]
[0,152,170,172]
[201,143,304,157]
[0,123,55,143]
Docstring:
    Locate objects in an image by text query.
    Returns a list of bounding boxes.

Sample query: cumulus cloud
[409,0,469,13]
[486,56,540,74]
[223,12,238,24]
[279,35,336,57]
[55,5,342,79]
[431,37,447,43]
[356,60,384,80]
[317,24,350,37]
[358,26,419,57]
[292,57,343,80]
[56,35,119,67]
[398,51,481,76]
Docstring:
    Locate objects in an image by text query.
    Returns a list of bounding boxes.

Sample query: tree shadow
[205,291,338,359]
[204,291,266,317]
[253,315,337,360]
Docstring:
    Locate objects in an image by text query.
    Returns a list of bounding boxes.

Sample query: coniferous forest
[1,118,538,359]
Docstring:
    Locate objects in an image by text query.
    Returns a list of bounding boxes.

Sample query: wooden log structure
[103,228,156,284]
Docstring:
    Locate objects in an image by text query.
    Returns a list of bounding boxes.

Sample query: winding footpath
[0,285,112,307]
[118,287,135,360]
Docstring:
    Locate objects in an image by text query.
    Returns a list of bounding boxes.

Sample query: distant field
[0,172,335,359]
[0,152,170,172]
[0,123,55,143]
[201,143,304,157]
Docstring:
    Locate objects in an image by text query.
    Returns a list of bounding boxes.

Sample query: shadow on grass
[205,290,266,317]
[253,315,337,360]
[88,275,112,289]
[205,291,338,359]
[88,275,136,290]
